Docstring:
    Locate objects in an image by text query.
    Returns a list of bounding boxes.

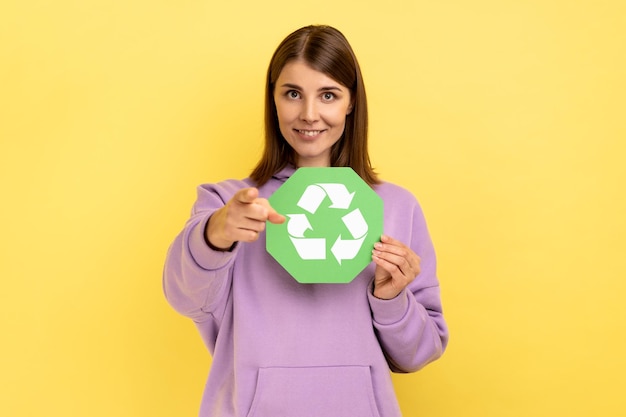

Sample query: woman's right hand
[205,187,285,250]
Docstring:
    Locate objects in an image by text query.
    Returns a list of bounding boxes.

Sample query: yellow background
[1,0,625,416]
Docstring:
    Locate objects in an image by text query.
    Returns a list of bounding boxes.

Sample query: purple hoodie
[163,166,448,417]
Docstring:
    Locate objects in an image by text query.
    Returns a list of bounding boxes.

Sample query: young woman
[164,25,448,417]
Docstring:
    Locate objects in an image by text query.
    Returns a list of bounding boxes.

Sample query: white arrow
[290,237,326,260]
[297,185,327,214]
[331,235,366,265]
[286,214,312,238]
[341,208,368,239]
[317,184,355,209]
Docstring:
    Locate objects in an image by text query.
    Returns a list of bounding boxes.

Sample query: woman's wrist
[204,216,236,251]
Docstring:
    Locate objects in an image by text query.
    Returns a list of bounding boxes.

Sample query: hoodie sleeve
[367,192,449,373]
[163,179,247,323]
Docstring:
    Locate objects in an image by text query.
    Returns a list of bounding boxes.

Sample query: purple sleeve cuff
[367,281,411,325]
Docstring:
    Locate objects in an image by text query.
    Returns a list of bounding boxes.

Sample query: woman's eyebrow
[318,86,343,92]
[279,83,343,92]
[280,83,302,90]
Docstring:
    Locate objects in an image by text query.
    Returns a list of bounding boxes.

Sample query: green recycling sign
[266,167,383,284]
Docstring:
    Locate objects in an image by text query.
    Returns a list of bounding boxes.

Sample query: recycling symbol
[266,167,383,284]
[287,183,367,264]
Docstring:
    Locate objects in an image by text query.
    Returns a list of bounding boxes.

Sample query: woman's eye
[288,90,300,99]
[322,92,335,101]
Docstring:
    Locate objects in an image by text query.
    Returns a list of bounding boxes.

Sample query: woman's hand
[372,235,421,300]
[206,187,285,250]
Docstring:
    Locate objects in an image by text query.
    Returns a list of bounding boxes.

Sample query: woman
[164,25,448,417]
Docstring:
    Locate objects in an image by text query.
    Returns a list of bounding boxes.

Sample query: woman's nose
[300,99,319,123]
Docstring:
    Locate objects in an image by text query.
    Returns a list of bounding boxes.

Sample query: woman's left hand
[372,235,421,300]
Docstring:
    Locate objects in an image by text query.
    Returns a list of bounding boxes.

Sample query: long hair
[250,25,379,186]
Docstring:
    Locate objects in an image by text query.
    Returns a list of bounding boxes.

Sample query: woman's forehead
[276,60,348,90]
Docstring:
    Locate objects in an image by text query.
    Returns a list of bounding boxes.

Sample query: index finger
[379,234,408,248]
[378,234,420,263]
[254,198,286,224]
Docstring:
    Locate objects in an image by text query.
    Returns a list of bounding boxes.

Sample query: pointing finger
[267,209,286,224]
[255,198,285,224]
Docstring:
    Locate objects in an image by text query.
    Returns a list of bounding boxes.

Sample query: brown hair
[250,25,380,186]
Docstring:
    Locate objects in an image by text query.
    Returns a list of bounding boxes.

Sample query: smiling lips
[295,129,325,138]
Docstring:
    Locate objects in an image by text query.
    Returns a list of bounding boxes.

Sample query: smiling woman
[163,24,448,417]
[273,60,353,167]
[252,24,376,186]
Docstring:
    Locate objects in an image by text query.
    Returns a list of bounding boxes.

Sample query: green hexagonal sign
[266,167,383,284]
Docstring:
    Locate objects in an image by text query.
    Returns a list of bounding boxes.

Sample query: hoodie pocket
[246,365,382,417]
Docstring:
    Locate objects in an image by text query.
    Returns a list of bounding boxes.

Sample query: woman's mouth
[295,129,324,138]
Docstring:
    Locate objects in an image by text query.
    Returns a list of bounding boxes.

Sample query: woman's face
[274,60,353,167]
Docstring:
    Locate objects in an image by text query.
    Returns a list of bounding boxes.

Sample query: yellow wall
[1,1,624,416]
